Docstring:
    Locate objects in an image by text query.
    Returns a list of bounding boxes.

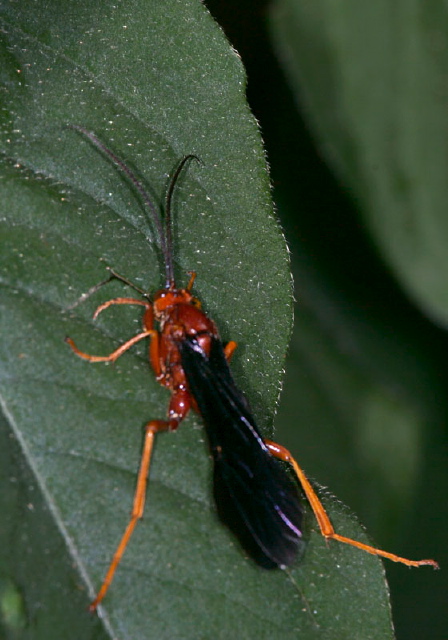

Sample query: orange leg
[66,294,184,608]
[89,420,164,611]
[93,297,149,320]
[146,317,164,379]
[265,440,439,569]
[90,388,192,611]
[224,340,237,361]
[185,271,197,291]
[65,331,155,363]
[66,297,155,364]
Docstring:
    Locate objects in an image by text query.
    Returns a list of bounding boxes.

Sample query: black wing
[179,335,303,568]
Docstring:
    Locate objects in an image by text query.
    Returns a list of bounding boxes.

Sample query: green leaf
[0,1,395,638]
[270,0,448,326]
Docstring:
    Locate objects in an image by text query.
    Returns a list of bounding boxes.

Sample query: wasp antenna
[164,154,201,288]
[68,125,169,269]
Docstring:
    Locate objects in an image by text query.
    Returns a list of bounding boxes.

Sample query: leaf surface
[0,1,393,637]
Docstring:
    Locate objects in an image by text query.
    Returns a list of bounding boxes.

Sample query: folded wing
[179,335,303,567]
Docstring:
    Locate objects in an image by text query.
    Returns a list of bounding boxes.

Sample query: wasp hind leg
[265,440,439,569]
